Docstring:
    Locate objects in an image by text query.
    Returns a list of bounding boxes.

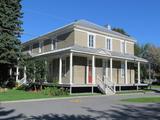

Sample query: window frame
[88,33,96,48]
[121,41,126,53]
[51,39,57,50]
[39,41,43,53]
[29,45,33,54]
[105,37,112,51]
[121,62,125,78]
[62,57,67,77]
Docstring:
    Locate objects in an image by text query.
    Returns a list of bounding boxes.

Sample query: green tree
[24,58,47,90]
[112,28,130,36]
[0,0,23,84]
[35,60,47,83]
[135,43,160,80]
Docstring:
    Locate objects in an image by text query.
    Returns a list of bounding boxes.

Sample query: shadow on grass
[0,103,160,120]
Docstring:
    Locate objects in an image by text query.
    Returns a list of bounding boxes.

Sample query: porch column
[9,67,12,76]
[70,52,73,85]
[149,63,151,81]
[16,66,19,82]
[92,55,95,84]
[33,63,35,82]
[125,60,128,84]
[138,62,141,84]
[44,60,47,83]
[59,57,62,84]
[110,58,113,82]
[24,66,26,82]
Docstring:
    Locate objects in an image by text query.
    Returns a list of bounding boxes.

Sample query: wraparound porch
[18,46,148,94]
[44,49,147,94]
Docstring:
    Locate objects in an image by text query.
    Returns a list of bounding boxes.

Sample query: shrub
[42,87,69,96]
[16,84,28,91]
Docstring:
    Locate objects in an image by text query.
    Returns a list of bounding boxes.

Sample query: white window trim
[74,28,136,43]
[121,62,125,78]
[62,57,67,77]
[51,39,57,50]
[39,42,43,53]
[120,41,126,53]
[29,45,32,54]
[125,41,127,53]
[51,39,54,50]
[87,33,96,48]
[105,37,112,51]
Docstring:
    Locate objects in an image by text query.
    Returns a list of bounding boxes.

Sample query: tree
[0,0,23,85]
[135,43,160,80]
[112,28,130,36]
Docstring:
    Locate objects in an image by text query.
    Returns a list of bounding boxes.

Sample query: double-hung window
[88,34,95,48]
[121,62,125,78]
[106,38,112,50]
[51,39,57,50]
[121,41,126,53]
[39,42,43,53]
[62,58,67,77]
[29,45,32,54]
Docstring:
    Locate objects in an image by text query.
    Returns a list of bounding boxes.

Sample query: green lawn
[122,97,160,103]
[116,90,144,94]
[0,89,101,102]
[116,89,154,94]
[0,89,56,101]
[151,85,160,88]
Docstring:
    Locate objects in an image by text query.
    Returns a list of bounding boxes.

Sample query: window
[88,34,95,48]
[121,62,125,78]
[106,38,112,50]
[62,58,66,77]
[121,41,126,53]
[29,45,32,54]
[39,42,43,53]
[51,39,57,50]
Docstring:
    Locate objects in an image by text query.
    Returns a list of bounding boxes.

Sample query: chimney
[104,24,111,30]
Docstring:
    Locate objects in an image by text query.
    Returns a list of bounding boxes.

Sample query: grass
[151,85,160,88]
[0,89,101,102]
[122,97,160,103]
[116,89,154,94]
[0,89,55,101]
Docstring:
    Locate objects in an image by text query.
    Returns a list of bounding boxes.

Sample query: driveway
[0,93,160,120]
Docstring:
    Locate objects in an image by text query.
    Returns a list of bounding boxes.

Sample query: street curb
[0,94,108,104]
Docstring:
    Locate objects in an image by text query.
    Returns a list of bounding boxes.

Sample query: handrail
[96,75,116,94]
[17,77,27,86]
[96,75,106,93]
[104,76,115,93]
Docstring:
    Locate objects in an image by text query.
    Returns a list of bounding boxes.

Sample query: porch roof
[30,45,148,63]
[71,45,148,63]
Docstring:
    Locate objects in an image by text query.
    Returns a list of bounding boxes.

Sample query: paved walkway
[0,93,160,120]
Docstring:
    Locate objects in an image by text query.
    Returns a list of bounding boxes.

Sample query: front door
[88,60,92,84]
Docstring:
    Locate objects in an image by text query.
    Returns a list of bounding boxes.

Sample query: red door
[88,60,92,84]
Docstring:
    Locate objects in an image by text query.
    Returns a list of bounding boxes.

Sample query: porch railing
[17,77,27,86]
[96,75,106,94]
[104,76,116,93]
[96,75,116,94]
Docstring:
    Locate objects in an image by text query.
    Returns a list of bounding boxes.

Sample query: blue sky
[22,0,160,46]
